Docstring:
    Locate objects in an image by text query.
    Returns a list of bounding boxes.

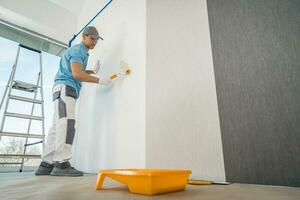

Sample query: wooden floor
[0,172,299,200]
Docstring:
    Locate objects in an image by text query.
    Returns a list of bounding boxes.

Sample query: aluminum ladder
[0,44,45,172]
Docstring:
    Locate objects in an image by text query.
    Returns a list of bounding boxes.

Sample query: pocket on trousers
[66,119,75,145]
[52,91,61,101]
[58,99,67,119]
[65,85,77,99]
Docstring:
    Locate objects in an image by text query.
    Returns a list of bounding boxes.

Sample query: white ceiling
[48,0,84,14]
[0,0,82,43]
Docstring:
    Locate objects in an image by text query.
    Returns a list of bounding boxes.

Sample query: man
[35,26,113,176]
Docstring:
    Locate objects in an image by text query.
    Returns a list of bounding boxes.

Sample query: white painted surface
[48,0,84,15]
[146,0,226,181]
[72,0,146,172]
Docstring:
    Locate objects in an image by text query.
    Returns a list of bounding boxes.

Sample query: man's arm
[71,62,99,83]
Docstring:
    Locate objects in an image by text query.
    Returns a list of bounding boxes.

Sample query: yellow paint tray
[95,169,192,195]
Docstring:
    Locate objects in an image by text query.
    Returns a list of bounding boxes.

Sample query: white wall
[72,0,146,172]
[0,0,79,43]
[146,0,226,181]
[1,0,225,180]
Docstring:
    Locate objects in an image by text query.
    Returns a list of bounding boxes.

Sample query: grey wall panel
[146,0,226,181]
[207,0,300,186]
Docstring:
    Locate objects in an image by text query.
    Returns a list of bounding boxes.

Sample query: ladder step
[0,131,44,139]
[9,95,43,104]
[12,80,40,93]
[0,162,23,165]
[19,44,41,53]
[0,154,41,159]
[5,112,44,121]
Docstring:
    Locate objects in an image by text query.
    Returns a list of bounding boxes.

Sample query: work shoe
[35,161,54,176]
[50,161,83,177]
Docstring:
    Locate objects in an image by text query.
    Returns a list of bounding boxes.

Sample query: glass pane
[0,136,25,155]
[0,32,61,172]
[26,138,43,156]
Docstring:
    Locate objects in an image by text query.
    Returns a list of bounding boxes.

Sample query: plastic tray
[95,169,192,195]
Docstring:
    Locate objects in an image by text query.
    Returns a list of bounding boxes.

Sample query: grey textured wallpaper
[207,0,300,186]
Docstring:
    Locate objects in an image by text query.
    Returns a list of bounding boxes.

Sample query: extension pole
[68,0,113,47]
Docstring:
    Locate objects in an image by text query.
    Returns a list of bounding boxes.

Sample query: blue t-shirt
[54,42,89,97]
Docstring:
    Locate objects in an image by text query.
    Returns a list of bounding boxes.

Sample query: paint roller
[110,60,131,80]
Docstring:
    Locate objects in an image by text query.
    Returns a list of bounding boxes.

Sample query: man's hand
[93,60,101,74]
[98,78,113,86]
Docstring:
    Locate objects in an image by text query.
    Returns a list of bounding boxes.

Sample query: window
[0,35,63,171]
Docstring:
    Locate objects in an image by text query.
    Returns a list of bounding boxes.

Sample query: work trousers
[41,84,77,164]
